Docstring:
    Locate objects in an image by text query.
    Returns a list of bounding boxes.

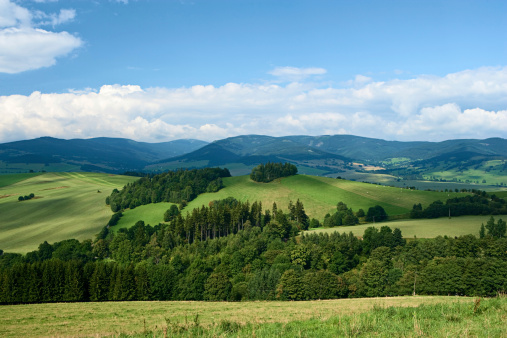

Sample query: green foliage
[365,205,388,222]
[250,162,297,183]
[163,204,180,222]
[411,192,507,219]
[485,216,507,238]
[108,167,230,212]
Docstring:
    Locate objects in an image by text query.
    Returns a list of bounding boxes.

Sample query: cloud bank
[0,67,506,143]
[0,0,82,73]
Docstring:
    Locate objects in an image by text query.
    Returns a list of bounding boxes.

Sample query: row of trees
[107,168,231,212]
[18,193,35,201]
[250,162,298,183]
[410,192,507,219]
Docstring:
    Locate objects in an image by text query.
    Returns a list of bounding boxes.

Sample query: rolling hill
[115,174,463,230]
[0,172,138,253]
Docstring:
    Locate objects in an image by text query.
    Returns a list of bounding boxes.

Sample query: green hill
[0,172,138,253]
[116,174,462,229]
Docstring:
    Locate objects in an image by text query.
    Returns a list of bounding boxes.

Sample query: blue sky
[0,0,506,143]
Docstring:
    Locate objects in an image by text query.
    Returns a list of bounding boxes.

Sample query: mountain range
[1,135,506,179]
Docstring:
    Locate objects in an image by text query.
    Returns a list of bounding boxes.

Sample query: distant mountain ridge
[0,137,208,173]
[0,135,506,177]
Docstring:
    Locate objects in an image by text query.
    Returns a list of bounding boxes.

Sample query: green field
[0,173,42,188]
[0,296,504,337]
[115,174,465,230]
[308,214,507,238]
[0,161,81,174]
[0,172,137,253]
[115,202,175,230]
[423,160,507,186]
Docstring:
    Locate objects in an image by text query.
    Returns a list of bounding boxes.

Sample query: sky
[0,0,506,144]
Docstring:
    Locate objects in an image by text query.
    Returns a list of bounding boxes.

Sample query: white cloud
[0,67,506,143]
[0,0,82,73]
[34,9,76,27]
[269,66,327,82]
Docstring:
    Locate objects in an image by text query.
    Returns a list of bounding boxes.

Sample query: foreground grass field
[0,296,504,337]
[117,175,459,229]
[308,214,507,238]
[0,172,137,253]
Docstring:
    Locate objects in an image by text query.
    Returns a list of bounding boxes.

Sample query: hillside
[0,137,207,173]
[116,174,461,229]
[0,172,138,253]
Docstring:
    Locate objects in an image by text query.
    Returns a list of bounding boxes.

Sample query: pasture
[0,172,137,253]
[0,296,504,337]
[308,214,507,238]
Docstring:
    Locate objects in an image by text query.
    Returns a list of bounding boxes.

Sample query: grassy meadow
[0,296,504,337]
[0,172,137,253]
[117,174,462,230]
[308,214,507,238]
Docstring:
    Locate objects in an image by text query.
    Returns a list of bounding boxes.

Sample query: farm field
[308,214,507,238]
[115,174,459,230]
[0,172,138,253]
[1,296,502,337]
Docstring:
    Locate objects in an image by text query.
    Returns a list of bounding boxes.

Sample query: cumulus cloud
[0,0,82,73]
[0,67,506,143]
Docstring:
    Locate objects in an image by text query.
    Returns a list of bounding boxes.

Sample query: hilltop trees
[250,162,297,183]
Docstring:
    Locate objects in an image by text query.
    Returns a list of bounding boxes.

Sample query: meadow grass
[115,202,175,231]
[0,173,42,188]
[0,172,137,253]
[0,296,503,337]
[307,214,507,238]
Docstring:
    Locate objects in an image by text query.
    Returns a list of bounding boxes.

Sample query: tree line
[106,167,231,212]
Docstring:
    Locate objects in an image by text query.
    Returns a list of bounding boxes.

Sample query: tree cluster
[18,193,35,201]
[250,162,297,183]
[323,202,360,227]
[106,168,231,212]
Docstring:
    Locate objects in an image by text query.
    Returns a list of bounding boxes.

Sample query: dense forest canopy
[107,167,231,212]
[250,162,297,183]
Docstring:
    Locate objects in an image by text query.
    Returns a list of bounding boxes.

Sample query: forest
[1,196,506,304]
